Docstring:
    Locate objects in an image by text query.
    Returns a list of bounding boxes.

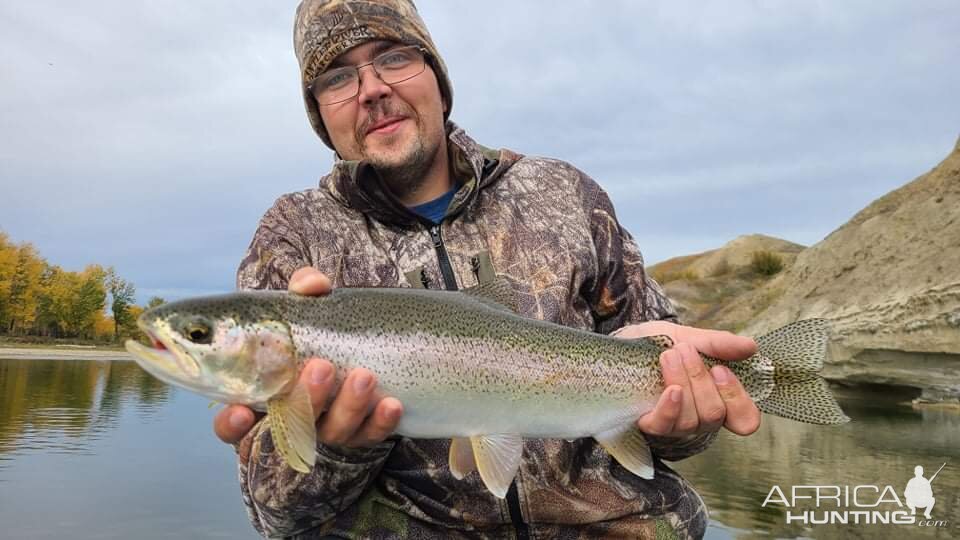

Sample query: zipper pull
[428,225,443,248]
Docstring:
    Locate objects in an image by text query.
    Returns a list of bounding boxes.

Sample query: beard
[356,101,442,201]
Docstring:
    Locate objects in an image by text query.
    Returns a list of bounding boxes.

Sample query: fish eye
[184,322,213,344]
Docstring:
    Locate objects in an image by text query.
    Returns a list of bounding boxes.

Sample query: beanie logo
[309,24,373,80]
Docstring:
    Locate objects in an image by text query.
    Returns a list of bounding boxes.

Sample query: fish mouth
[125,339,196,387]
[125,319,202,385]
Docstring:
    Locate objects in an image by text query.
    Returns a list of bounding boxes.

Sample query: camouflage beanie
[293,0,454,150]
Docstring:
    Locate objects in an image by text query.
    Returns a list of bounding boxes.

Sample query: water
[0,358,257,539]
[1,358,957,539]
[671,385,960,539]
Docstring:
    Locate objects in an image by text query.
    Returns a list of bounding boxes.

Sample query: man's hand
[613,321,762,438]
[214,267,404,448]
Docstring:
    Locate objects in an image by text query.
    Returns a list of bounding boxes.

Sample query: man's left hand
[613,321,762,438]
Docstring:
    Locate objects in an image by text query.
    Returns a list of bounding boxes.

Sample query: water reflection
[1,358,957,539]
[0,358,254,539]
[673,385,960,539]
[0,359,170,464]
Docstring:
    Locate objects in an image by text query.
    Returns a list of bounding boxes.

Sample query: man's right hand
[213,267,404,448]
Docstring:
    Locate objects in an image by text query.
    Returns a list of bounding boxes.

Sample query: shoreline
[0,346,133,361]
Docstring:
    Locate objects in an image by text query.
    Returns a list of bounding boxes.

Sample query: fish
[125,280,849,498]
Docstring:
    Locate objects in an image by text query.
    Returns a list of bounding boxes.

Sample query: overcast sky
[2,1,957,304]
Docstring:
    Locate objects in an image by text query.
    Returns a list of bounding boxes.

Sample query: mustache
[357,101,414,139]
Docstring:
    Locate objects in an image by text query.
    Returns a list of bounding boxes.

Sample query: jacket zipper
[506,481,529,540]
[426,223,528,538]
[428,224,459,291]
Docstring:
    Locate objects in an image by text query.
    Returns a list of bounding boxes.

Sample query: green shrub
[751,250,784,276]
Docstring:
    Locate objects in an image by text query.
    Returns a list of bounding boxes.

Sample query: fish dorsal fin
[594,426,654,479]
[448,437,477,480]
[461,278,519,314]
[470,434,524,498]
[266,383,316,473]
[645,334,674,350]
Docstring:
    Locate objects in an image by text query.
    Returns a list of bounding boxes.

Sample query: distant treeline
[0,230,163,342]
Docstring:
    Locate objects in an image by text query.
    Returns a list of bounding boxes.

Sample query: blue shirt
[409,185,458,224]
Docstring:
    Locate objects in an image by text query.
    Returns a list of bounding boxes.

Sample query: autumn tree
[6,244,44,334]
[107,269,136,341]
[0,232,18,332]
[66,265,107,339]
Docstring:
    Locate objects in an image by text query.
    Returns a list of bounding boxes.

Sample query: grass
[652,268,700,284]
[750,250,785,276]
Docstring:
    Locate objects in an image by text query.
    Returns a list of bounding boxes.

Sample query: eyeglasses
[308,45,428,106]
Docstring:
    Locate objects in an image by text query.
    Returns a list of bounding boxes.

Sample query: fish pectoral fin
[594,426,654,479]
[470,434,523,499]
[449,437,477,480]
[266,383,317,473]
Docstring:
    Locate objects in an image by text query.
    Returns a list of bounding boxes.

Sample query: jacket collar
[324,121,520,227]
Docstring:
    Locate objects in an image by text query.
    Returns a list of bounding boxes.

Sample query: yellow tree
[36,265,77,337]
[7,243,45,334]
[0,231,18,333]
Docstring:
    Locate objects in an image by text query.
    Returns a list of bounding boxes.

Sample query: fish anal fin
[470,434,524,499]
[266,383,317,473]
[594,426,654,479]
[449,437,477,480]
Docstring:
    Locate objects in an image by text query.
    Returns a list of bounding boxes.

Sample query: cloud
[1,0,957,302]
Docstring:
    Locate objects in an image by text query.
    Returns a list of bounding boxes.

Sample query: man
[214,1,761,538]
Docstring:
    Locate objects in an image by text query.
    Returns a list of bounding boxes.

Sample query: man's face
[315,40,447,174]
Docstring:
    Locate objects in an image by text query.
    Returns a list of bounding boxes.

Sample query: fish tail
[753,319,850,425]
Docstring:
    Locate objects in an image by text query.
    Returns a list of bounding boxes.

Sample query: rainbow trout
[125,282,849,498]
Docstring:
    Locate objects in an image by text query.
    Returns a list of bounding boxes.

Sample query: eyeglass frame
[307,45,431,106]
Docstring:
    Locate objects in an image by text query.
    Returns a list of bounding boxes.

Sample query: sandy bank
[0,347,133,361]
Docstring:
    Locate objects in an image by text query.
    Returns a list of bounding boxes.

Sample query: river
[0,357,957,539]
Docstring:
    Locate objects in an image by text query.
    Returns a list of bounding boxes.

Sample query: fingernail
[353,372,372,393]
[311,362,332,385]
[670,387,682,403]
[384,404,401,421]
[711,365,730,385]
[229,410,248,429]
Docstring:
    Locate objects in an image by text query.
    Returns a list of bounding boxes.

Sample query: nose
[356,64,392,106]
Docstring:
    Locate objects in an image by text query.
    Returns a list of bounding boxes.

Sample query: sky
[2,1,958,304]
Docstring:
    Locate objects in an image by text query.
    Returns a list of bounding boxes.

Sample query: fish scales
[285,288,664,438]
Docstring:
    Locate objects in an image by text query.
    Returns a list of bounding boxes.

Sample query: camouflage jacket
[235,123,716,539]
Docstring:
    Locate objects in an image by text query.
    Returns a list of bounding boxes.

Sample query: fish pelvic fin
[594,426,654,479]
[470,434,523,499]
[753,319,850,425]
[449,437,477,480]
[265,383,317,473]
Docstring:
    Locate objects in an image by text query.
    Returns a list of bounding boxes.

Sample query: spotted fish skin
[126,286,849,496]
[280,288,847,433]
